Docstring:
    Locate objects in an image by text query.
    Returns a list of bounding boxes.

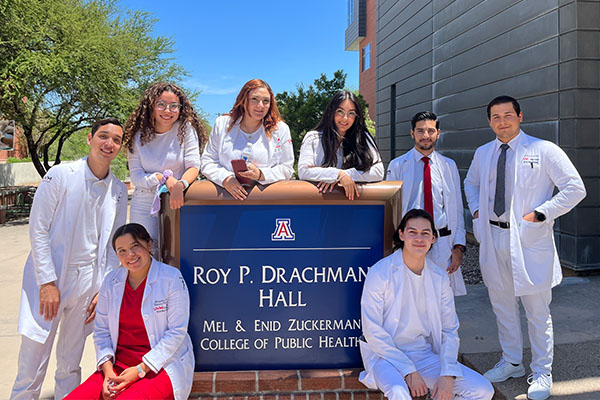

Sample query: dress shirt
[488,133,520,223]
[68,162,108,266]
[405,151,448,230]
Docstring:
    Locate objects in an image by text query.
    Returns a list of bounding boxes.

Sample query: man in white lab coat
[386,111,467,296]
[464,96,586,400]
[11,118,128,400]
[359,209,493,400]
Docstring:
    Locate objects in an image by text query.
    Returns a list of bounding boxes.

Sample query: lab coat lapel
[109,268,127,350]
[96,172,119,282]
[57,159,87,289]
[400,149,416,216]
[423,263,442,353]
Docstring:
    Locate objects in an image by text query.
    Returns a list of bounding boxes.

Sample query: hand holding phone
[231,159,251,185]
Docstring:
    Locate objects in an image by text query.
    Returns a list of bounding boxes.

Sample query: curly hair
[227,79,281,139]
[124,82,208,153]
[314,91,377,172]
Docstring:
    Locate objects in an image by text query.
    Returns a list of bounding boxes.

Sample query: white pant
[487,225,553,375]
[11,265,94,400]
[372,354,494,400]
[129,191,159,257]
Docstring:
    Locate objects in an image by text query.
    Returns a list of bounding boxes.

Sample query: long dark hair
[393,209,438,251]
[314,91,377,171]
[112,223,153,251]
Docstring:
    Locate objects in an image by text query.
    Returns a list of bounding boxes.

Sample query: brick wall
[359,0,377,120]
[190,369,383,400]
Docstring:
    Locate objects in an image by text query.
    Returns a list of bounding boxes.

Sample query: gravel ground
[462,236,483,285]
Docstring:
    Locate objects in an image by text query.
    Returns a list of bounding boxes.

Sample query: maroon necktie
[422,156,433,219]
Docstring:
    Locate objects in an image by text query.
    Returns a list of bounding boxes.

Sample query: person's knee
[476,379,495,400]
[385,385,412,400]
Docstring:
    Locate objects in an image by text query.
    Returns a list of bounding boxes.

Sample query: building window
[347,0,354,26]
[362,43,371,72]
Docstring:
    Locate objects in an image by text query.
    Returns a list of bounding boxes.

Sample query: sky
[119,1,359,125]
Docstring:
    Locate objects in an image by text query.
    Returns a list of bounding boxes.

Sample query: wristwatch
[178,179,190,190]
[534,210,546,222]
[136,364,146,379]
[453,244,466,253]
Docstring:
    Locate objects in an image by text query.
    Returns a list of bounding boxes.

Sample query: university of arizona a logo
[271,218,295,241]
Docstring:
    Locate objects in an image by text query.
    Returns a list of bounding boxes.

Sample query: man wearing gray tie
[464,96,586,400]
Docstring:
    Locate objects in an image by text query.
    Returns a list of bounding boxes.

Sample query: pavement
[0,219,599,399]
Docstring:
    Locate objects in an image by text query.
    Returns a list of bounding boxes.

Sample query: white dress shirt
[200,116,294,186]
[68,163,109,266]
[403,151,448,230]
[298,130,384,183]
[488,133,520,223]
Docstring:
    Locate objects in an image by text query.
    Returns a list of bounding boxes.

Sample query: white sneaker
[483,357,526,382]
[527,373,552,400]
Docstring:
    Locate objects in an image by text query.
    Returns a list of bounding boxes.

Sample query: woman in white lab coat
[124,82,208,256]
[65,223,194,400]
[200,79,294,200]
[298,90,384,200]
[359,209,493,400]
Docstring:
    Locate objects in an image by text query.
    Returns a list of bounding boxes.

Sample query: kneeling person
[359,209,493,400]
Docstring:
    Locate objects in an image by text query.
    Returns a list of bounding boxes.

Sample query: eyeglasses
[155,100,181,112]
[335,109,358,119]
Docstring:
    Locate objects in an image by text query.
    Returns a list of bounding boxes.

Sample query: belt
[438,226,452,237]
[489,220,510,229]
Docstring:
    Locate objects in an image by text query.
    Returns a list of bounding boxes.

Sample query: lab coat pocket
[517,163,542,189]
[519,220,551,249]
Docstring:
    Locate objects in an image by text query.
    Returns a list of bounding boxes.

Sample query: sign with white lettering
[179,204,384,371]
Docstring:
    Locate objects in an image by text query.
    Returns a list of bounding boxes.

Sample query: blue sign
[180,204,384,371]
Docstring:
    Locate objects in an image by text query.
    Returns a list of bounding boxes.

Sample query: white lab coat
[464,131,586,296]
[298,130,384,183]
[359,250,462,389]
[200,115,294,186]
[386,149,467,295]
[94,260,194,400]
[18,158,127,343]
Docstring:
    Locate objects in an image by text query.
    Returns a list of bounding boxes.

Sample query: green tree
[0,0,188,177]
[275,70,372,161]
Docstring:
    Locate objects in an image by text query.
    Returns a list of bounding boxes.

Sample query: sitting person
[200,78,294,200]
[298,90,384,200]
[359,209,493,400]
[65,223,194,400]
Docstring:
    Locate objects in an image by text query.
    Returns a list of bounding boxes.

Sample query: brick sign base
[190,368,383,400]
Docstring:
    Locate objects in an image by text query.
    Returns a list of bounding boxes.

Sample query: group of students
[10,79,384,400]
[9,78,585,400]
[361,96,585,400]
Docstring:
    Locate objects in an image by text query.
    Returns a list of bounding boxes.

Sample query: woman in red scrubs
[65,223,194,400]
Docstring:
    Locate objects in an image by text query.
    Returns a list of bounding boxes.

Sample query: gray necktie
[494,143,510,217]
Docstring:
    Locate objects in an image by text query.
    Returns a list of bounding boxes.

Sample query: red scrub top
[114,277,152,371]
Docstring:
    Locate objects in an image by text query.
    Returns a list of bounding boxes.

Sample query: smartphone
[231,159,252,185]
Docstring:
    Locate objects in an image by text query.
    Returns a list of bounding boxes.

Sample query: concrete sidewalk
[0,221,96,399]
[457,278,600,399]
[1,220,599,399]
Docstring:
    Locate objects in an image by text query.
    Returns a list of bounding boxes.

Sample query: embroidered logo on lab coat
[153,299,168,313]
[521,154,540,168]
